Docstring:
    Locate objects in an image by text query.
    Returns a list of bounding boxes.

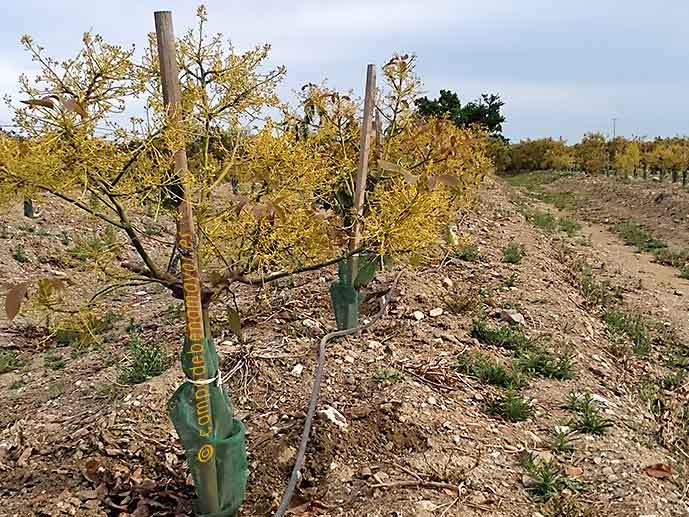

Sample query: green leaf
[227,307,242,340]
[354,253,380,288]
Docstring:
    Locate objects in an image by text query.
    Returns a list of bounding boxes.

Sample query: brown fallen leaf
[565,466,584,477]
[643,463,673,479]
[5,282,30,321]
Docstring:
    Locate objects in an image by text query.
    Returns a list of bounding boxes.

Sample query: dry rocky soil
[1,172,689,517]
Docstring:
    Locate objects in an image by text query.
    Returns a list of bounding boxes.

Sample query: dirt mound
[1,179,688,516]
[546,175,689,249]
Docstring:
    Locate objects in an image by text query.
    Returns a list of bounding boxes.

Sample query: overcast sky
[1,0,687,142]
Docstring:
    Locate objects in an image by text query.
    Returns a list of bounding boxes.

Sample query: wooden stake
[154,10,219,513]
[347,64,376,289]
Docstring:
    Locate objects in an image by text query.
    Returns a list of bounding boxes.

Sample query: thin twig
[370,479,462,495]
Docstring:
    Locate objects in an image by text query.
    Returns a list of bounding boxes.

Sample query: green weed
[456,353,528,389]
[12,244,30,263]
[455,244,482,262]
[638,379,660,407]
[522,456,564,501]
[503,241,526,264]
[614,222,667,253]
[658,370,686,391]
[604,310,651,356]
[0,350,20,373]
[117,333,169,385]
[444,289,480,315]
[566,392,613,435]
[487,390,533,421]
[558,217,581,236]
[9,379,26,390]
[374,368,402,384]
[471,320,531,350]
[503,273,518,288]
[44,353,66,370]
[570,261,616,307]
[551,426,578,453]
[514,347,575,380]
[68,227,117,262]
[530,210,558,232]
[162,302,184,321]
[537,191,577,210]
[653,248,689,268]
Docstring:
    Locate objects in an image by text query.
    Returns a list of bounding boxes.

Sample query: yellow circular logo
[197,444,214,463]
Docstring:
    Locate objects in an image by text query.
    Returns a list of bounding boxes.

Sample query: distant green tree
[415,89,506,136]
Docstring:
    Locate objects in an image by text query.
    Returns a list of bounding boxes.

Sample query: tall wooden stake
[154,11,219,513]
[347,64,376,290]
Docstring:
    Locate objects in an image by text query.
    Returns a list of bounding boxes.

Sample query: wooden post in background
[347,64,376,286]
[154,10,219,513]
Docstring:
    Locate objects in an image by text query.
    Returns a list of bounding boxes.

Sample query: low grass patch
[521,455,564,501]
[569,260,618,307]
[658,370,686,391]
[502,273,518,288]
[471,320,531,350]
[117,332,169,385]
[456,352,528,389]
[44,352,66,370]
[12,244,30,263]
[471,320,576,380]
[444,289,481,315]
[514,347,575,380]
[0,350,20,373]
[537,191,577,210]
[503,241,526,264]
[68,227,118,262]
[613,222,666,253]
[610,222,689,274]
[566,391,613,435]
[454,243,482,262]
[652,248,689,268]
[487,390,533,421]
[525,209,580,237]
[529,209,558,232]
[558,217,581,236]
[52,310,119,348]
[551,426,578,453]
[604,309,651,356]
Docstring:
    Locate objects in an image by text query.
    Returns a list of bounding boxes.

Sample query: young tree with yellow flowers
[0,5,492,513]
